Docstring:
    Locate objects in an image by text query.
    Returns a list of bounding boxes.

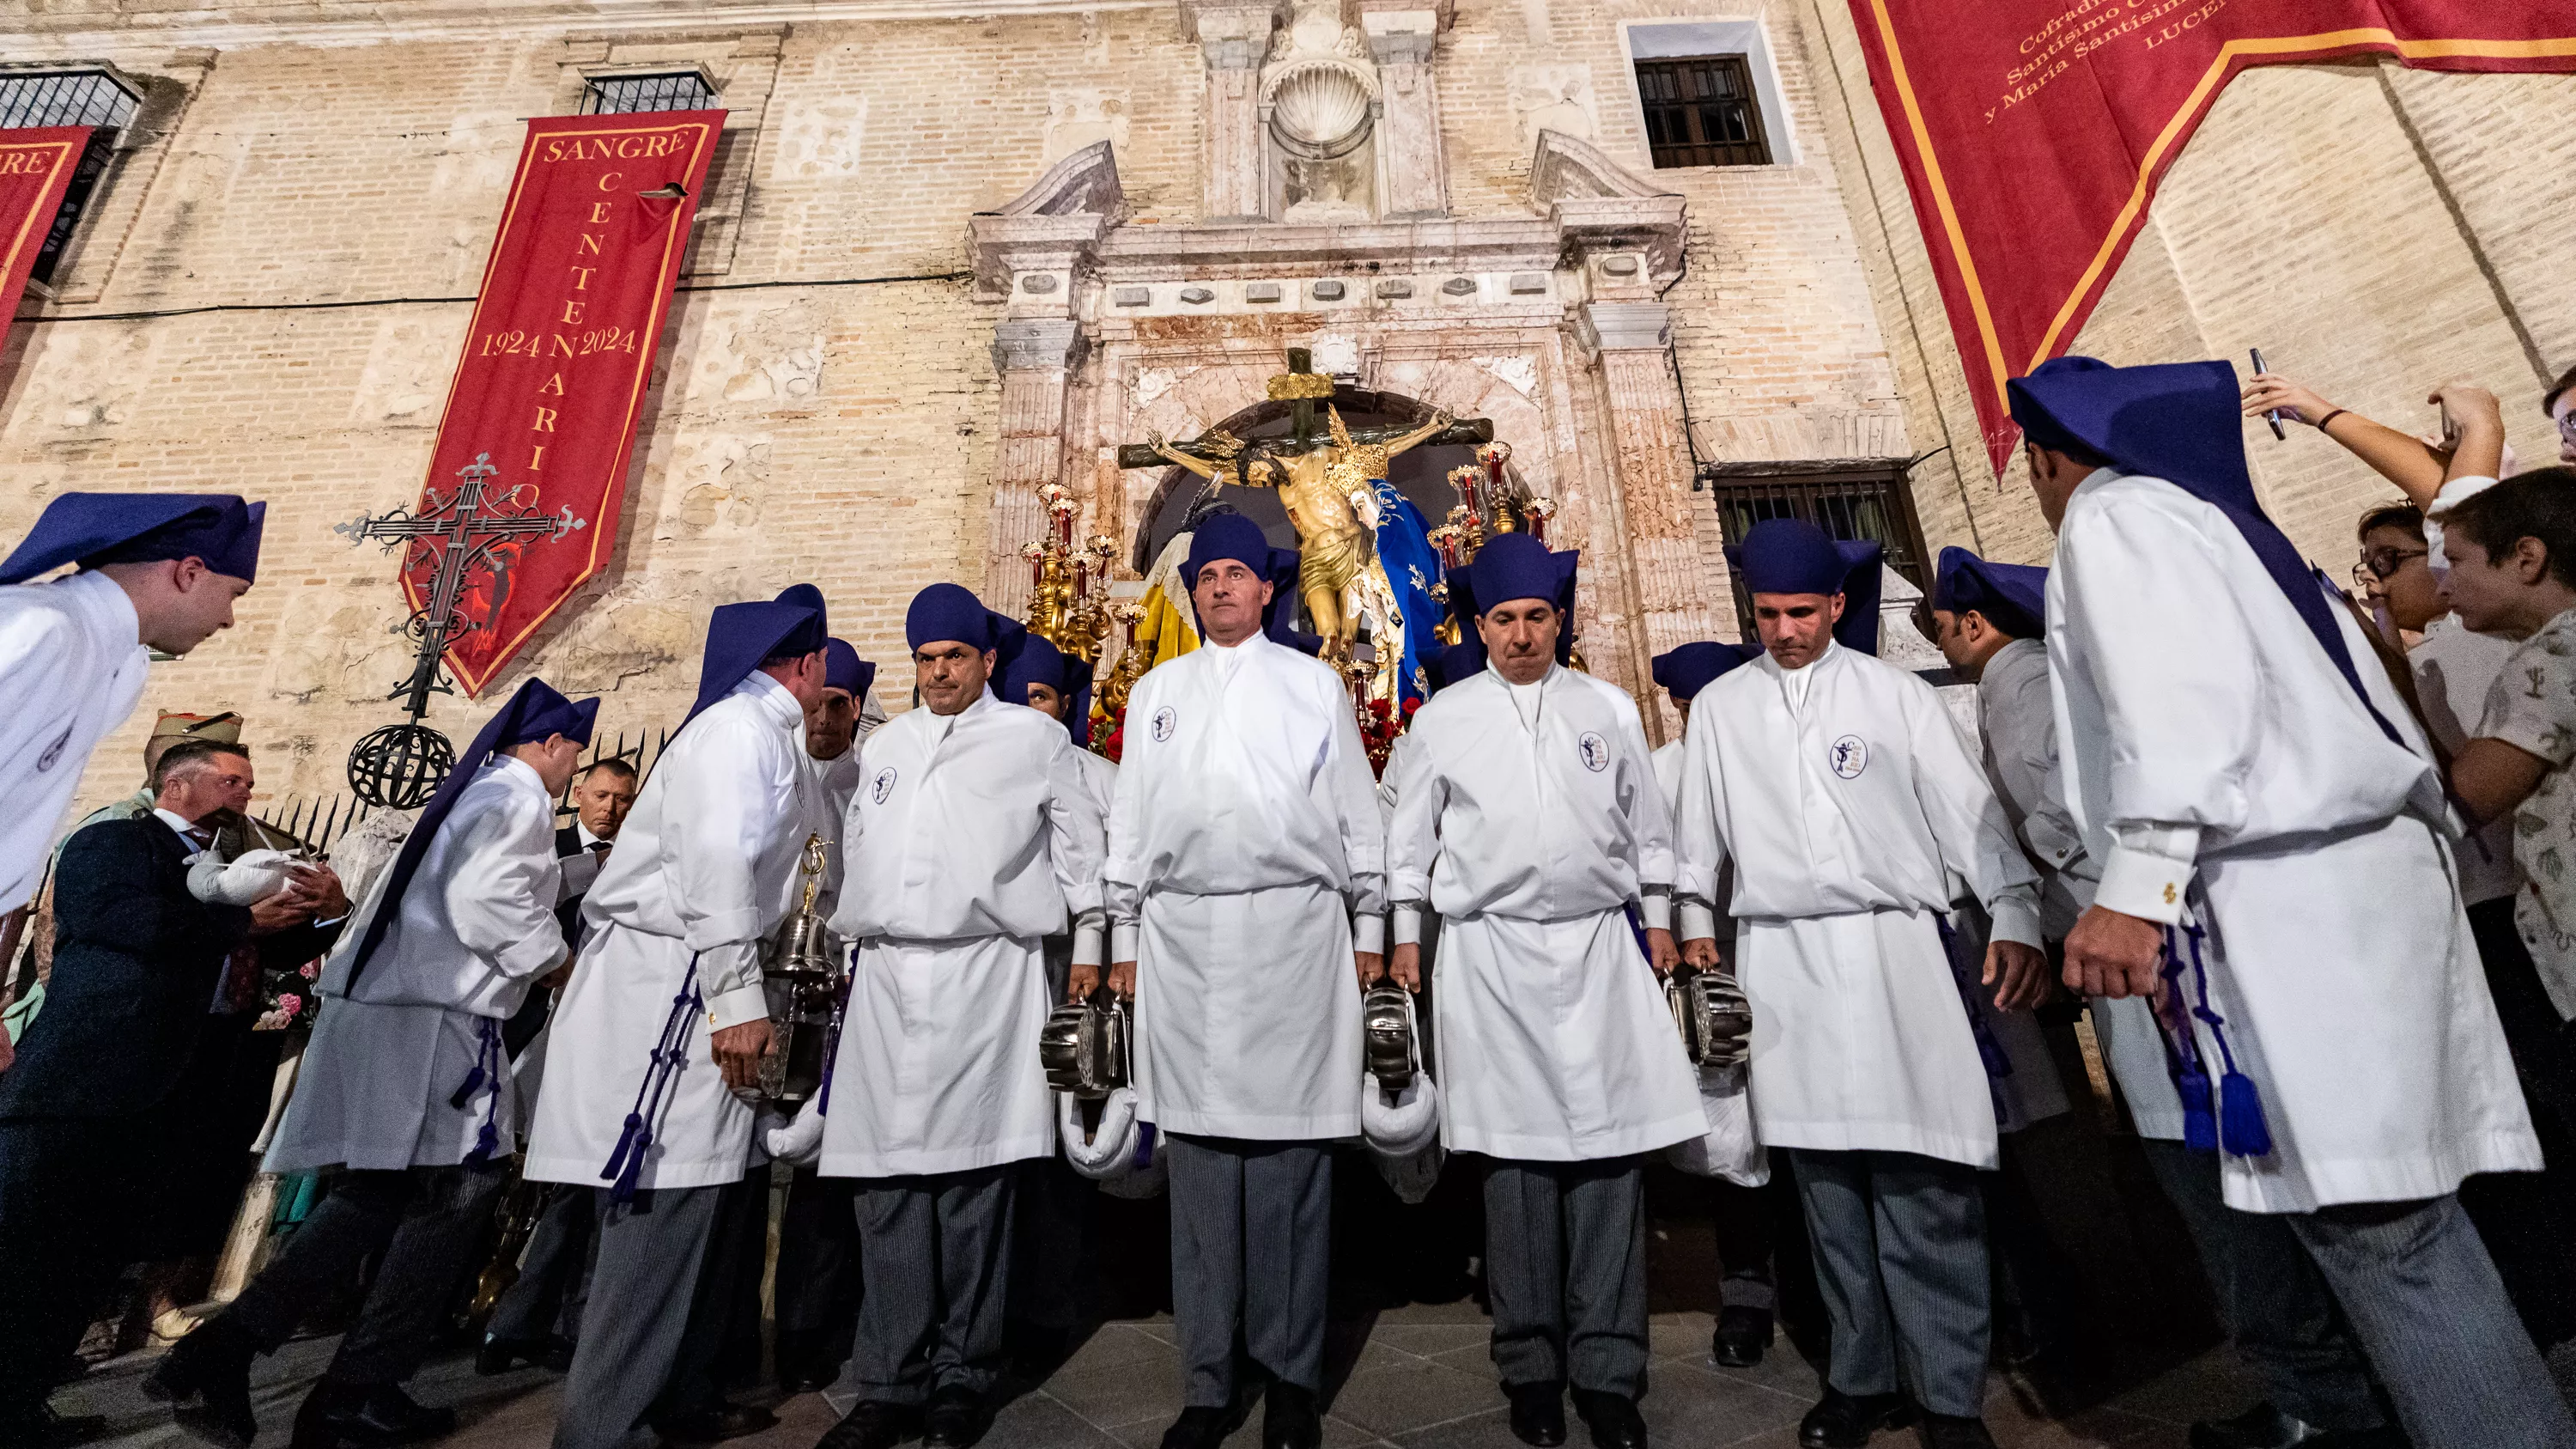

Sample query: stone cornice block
[1552,195,1687,287]
[1181,0,1289,59]
[5,0,1180,52]
[1358,0,1452,31]
[1361,8,1439,64]
[968,141,1124,301]
[1579,301,1672,354]
[993,318,1084,373]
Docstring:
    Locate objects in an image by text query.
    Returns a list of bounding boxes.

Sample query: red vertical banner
[0,127,92,330]
[410,111,724,694]
[1844,2,2576,474]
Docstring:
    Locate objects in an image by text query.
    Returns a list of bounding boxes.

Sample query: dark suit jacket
[0,816,339,1121]
[506,821,593,1059]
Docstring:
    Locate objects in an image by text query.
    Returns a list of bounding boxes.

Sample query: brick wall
[3,0,1905,817]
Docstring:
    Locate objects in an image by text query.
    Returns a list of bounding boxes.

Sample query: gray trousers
[2139,1140,2383,1432]
[1166,1134,1333,1407]
[488,1182,595,1347]
[550,1184,721,1449]
[222,1163,508,1386]
[2285,1194,2576,1449]
[1483,1158,1649,1397]
[849,1164,1018,1404]
[1787,1148,1990,1417]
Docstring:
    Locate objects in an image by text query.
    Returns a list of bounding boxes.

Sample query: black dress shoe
[1504,1380,1567,1447]
[2188,1403,2340,1449]
[475,1335,551,1375]
[1161,1405,1250,1449]
[1914,1415,1997,1449]
[1571,1390,1646,1449]
[655,1403,781,1443]
[292,1380,458,1449]
[819,1400,920,1449]
[1262,1381,1321,1449]
[143,1318,260,1449]
[1798,1390,1912,1449]
[1710,1306,1772,1368]
[923,1386,985,1449]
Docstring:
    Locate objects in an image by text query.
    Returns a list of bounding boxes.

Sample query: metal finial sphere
[347,722,457,809]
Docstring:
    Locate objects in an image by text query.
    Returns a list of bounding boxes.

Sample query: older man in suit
[0,737,343,1446]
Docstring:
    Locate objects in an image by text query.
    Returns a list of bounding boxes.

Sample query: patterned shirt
[2476,606,2576,1019]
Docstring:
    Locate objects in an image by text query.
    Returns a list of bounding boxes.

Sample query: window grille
[581,71,718,115]
[1708,465,1929,638]
[0,70,142,286]
[1636,55,1772,169]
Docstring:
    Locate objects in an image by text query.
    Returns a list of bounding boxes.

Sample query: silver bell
[1668,969,1753,1075]
[1040,994,1131,1099]
[1363,982,1417,1097]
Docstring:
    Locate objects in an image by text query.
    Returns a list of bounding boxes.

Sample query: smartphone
[2250,349,2285,440]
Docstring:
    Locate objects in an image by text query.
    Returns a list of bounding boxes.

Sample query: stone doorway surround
[969,125,1728,739]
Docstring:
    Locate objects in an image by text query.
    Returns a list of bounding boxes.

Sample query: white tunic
[2050,466,2537,1212]
[1650,739,1684,816]
[1675,643,2043,1169]
[269,756,564,1172]
[1973,637,2178,1140]
[0,571,149,913]
[1388,665,1704,1160]
[820,692,1106,1178]
[524,673,827,1190]
[1105,633,1385,1140]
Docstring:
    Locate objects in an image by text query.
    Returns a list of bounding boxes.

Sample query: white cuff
[1109,921,1139,965]
[2096,841,2196,923]
[1637,893,1672,931]
[1072,921,1105,969]
[1393,906,1425,947]
[705,982,769,1032]
[1353,913,1385,954]
[1678,901,1719,944]
[2428,474,2498,514]
[1984,892,2045,951]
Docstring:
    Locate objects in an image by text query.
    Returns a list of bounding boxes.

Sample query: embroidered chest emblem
[35,724,73,773]
[1151,706,1176,743]
[1577,731,1610,772]
[1828,734,1868,780]
[870,766,898,804]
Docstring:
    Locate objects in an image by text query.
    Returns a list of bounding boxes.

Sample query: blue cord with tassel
[450,1015,506,1166]
[2157,923,2219,1153]
[600,953,704,1203]
[1934,912,2016,1126]
[2178,921,2273,1158]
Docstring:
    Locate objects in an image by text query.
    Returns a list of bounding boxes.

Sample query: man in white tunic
[149,679,595,1446]
[523,595,831,1449]
[1929,546,2391,1449]
[1674,519,2048,1449]
[1647,642,1756,813]
[1102,513,1384,1449]
[0,493,265,922]
[2014,356,2568,1448]
[993,630,1117,1368]
[1388,534,1701,1449]
[810,586,1103,1449]
[772,635,881,1396]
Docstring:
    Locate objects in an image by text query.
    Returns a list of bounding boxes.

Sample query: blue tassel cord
[452,1016,506,1167]
[601,954,705,1203]
[2179,922,2274,1158]
[1934,912,2016,1128]
[2158,922,2271,1158]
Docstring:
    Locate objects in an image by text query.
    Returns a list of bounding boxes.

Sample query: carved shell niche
[1264,57,1378,160]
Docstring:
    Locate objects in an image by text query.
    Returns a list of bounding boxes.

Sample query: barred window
[1636,55,1771,169]
[1708,464,1929,638]
[0,70,141,286]
[581,71,718,115]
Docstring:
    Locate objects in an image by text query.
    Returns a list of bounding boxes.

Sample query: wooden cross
[337,452,585,717]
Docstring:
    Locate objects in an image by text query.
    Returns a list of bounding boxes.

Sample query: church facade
[3,0,2567,812]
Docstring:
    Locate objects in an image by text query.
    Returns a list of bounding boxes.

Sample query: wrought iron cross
[337,452,586,718]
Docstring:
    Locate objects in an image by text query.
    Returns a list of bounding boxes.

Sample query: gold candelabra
[1096,600,1151,724]
[1020,482,1119,663]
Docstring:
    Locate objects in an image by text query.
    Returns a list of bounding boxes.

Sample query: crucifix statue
[1118,347,1492,664]
[332,451,585,806]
